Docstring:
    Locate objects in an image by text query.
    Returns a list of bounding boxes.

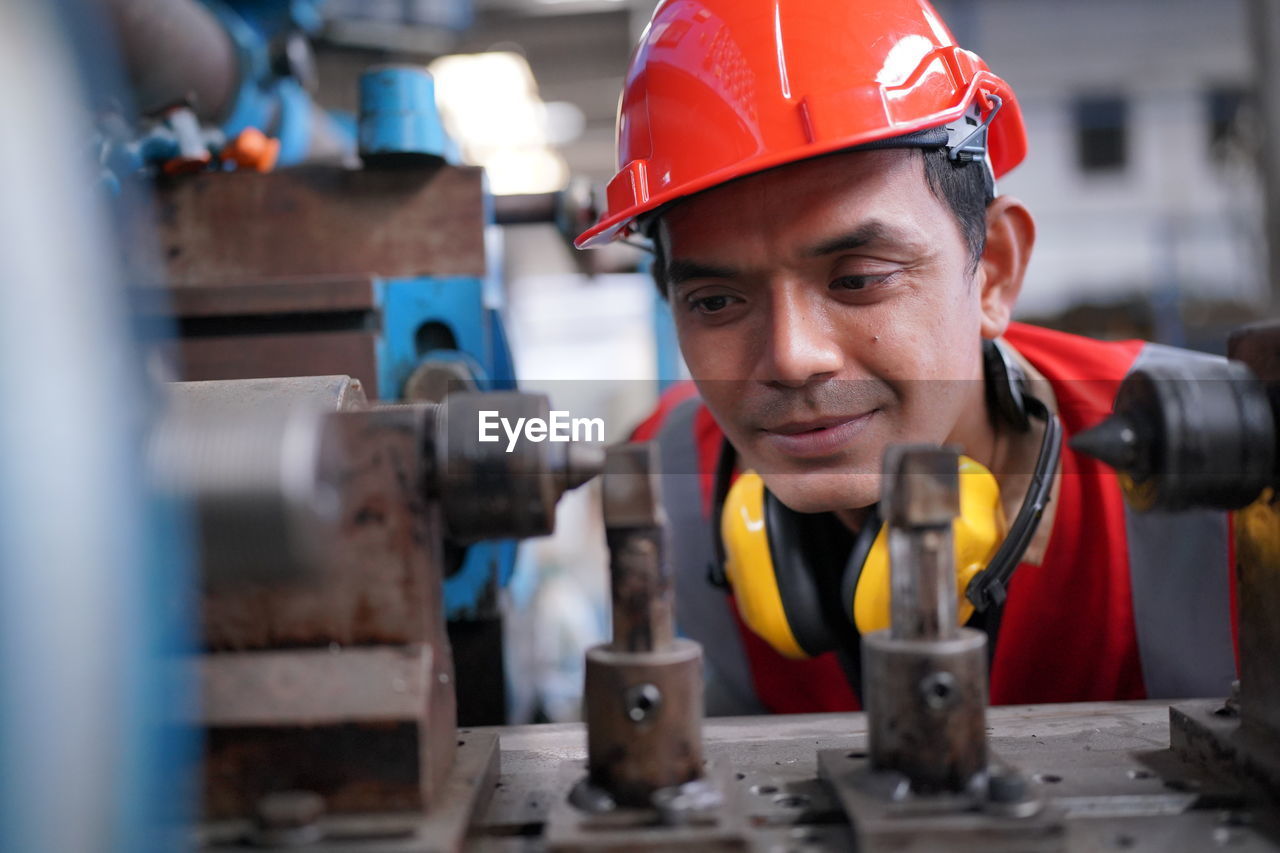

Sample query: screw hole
[1033,773,1063,784]
[1127,769,1153,780]
[773,794,810,809]
[749,784,778,796]
[846,750,868,760]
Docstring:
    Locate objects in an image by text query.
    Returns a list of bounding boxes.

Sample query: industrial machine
[7,0,1280,849]
[99,0,586,723]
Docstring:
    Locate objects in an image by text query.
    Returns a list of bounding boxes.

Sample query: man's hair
[649,148,994,297]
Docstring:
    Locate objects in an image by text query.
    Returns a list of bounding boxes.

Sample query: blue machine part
[376,275,519,619]
[358,66,450,162]
[207,0,351,166]
[376,276,517,398]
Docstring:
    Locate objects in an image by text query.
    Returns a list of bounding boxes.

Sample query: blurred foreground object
[167,378,600,842]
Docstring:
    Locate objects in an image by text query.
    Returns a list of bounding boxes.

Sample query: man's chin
[759,471,880,515]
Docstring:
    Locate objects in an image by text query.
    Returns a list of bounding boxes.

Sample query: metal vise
[149,376,602,834]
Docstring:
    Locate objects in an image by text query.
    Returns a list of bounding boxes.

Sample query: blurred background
[2,1,1278,845]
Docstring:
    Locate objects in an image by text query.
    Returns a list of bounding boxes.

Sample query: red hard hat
[576,0,1027,248]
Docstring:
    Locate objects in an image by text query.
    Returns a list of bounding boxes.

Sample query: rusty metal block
[201,405,445,649]
[199,645,457,819]
[149,165,487,284]
[171,331,383,399]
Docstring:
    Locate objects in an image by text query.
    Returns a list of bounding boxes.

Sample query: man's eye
[690,294,734,314]
[830,274,889,292]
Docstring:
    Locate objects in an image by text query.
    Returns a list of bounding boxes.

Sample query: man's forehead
[657,148,939,261]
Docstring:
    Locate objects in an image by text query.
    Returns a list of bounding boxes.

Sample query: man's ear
[977,196,1035,339]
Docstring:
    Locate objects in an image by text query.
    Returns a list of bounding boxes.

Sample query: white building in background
[938,0,1267,325]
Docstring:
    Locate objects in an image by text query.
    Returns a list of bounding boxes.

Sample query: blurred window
[1074,95,1128,173]
[1206,85,1252,163]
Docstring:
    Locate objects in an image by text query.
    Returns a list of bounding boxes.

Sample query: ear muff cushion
[852,456,1006,634]
[720,471,808,659]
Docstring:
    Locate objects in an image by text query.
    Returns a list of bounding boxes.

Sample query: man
[577,0,1237,714]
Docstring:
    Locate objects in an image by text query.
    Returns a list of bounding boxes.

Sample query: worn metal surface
[199,645,435,727]
[201,400,449,651]
[601,443,672,653]
[151,165,487,283]
[1171,699,1280,811]
[584,641,705,807]
[172,331,383,399]
[1228,322,1280,741]
[863,629,989,794]
[818,747,1067,853]
[458,703,1280,852]
[882,444,962,640]
[133,276,379,319]
[167,375,369,414]
[436,392,604,543]
[863,445,989,796]
[200,732,500,851]
[545,760,748,851]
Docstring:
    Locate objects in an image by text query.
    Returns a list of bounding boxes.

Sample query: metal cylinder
[101,0,240,120]
[865,444,988,794]
[154,377,365,587]
[358,65,448,166]
[606,528,674,653]
[434,392,603,542]
[148,405,342,588]
[863,628,988,793]
[1071,357,1276,511]
[603,443,673,653]
[585,640,705,807]
[882,445,961,640]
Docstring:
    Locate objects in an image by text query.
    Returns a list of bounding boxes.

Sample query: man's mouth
[759,411,878,459]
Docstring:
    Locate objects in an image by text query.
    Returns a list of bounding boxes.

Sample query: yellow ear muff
[720,470,809,659]
[852,455,1007,634]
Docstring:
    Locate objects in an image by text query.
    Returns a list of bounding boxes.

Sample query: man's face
[659,148,991,513]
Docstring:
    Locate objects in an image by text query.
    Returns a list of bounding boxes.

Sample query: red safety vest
[634,323,1238,713]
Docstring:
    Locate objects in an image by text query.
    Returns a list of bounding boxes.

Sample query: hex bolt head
[624,683,663,723]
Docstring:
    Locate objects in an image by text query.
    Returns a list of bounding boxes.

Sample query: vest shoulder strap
[656,397,766,715]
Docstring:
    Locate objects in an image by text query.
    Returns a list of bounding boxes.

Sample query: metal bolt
[920,671,958,710]
[987,769,1029,803]
[624,683,663,723]
[252,790,324,847]
[652,779,723,826]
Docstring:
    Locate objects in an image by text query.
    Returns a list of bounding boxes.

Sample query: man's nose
[757,291,843,388]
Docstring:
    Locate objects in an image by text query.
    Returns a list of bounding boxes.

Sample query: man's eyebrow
[666,258,740,287]
[802,221,916,257]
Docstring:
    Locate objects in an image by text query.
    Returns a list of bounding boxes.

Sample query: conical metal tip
[1070,414,1142,473]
